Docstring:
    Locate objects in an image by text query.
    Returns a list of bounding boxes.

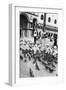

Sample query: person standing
[33,18,37,44]
[34,30,37,44]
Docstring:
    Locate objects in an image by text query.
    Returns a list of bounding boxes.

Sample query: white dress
[34,30,37,37]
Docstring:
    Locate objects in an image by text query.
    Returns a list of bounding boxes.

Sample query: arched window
[54,19,57,24]
[48,17,51,23]
[41,14,43,20]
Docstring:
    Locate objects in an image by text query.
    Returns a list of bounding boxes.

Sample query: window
[54,19,57,24]
[48,17,51,22]
[41,15,43,20]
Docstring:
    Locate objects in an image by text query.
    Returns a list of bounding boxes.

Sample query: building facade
[20,12,58,46]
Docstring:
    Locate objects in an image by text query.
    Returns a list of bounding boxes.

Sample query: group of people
[33,17,58,48]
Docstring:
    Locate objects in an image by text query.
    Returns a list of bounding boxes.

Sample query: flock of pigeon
[19,37,58,77]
